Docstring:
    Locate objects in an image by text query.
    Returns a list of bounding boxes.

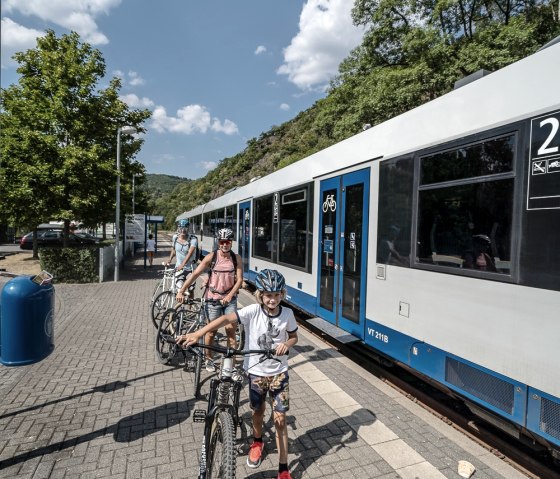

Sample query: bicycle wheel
[192,335,203,398]
[236,323,245,350]
[206,410,236,479]
[176,305,203,397]
[149,280,163,306]
[151,290,175,328]
[155,308,177,365]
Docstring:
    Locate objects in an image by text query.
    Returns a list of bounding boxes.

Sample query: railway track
[295,312,560,479]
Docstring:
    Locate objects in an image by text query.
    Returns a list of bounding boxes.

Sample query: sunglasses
[218,240,232,245]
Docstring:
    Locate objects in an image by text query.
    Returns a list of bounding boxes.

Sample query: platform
[0,247,529,479]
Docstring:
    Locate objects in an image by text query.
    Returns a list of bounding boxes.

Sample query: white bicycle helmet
[216,228,234,241]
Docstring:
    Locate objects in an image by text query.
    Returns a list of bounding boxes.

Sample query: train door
[317,169,369,337]
[238,201,251,275]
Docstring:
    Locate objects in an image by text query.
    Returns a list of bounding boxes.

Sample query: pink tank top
[206,252,236,300]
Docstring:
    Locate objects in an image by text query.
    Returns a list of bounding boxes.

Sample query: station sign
[125,214,146,241]
[527,110,560,210]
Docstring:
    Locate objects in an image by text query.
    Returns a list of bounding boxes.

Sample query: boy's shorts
[248,372,289,413]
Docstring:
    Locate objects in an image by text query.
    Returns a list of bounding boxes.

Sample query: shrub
[39,247,99,283]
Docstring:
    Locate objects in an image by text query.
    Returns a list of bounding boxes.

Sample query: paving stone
[0,256,523,479]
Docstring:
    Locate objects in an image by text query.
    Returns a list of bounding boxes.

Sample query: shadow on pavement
[0,400,192,470]
[0,369,175,420]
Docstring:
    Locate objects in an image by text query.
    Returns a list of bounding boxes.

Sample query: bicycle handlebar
[161,334,284,358]
[194,343,283,359]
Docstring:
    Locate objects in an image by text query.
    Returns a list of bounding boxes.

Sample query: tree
[0,30,151,253]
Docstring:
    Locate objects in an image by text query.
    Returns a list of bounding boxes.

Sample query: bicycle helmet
[255,269,285,293]
[217,228,234,241]
[472,234,491,244]
[178,219,189,228]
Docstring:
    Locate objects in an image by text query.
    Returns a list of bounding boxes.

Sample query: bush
[39,247,99,283]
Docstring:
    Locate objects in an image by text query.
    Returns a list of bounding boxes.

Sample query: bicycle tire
[206,410,236,479]
[151,290,175,328]
[149,280,164,305]
[155,308,176,365]
[192,340,203,398]
[236,324,245,350]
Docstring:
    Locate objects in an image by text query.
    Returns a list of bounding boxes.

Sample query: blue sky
[1,0,365,179]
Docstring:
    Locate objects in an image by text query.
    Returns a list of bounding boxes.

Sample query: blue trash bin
[0,274,54,366]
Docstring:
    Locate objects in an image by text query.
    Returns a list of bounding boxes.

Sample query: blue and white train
[179,40,560,455]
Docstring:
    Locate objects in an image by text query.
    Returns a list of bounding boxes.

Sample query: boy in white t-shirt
[177,269,298,479]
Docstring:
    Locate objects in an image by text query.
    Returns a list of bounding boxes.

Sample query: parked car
[19,230,100,250]
[74,232,102,243]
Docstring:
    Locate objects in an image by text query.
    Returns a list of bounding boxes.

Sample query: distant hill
[145,174,195,226]
[146,174,187,198]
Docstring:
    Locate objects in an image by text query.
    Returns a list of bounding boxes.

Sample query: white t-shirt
[236,304,298,377]
[146,239,155,252]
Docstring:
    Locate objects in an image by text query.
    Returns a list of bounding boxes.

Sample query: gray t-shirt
[174,236,197,269]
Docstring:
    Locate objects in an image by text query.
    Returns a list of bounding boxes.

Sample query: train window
[282,189,306,204]
[377,156,414,266]
[224,205,237,241]
[417,134,516,274]
[213,209,226,234]
[420,135,515,184]
[253,195,273,260]
[194,214,202,235]
[279,188,310,269]
[203,211,213,236]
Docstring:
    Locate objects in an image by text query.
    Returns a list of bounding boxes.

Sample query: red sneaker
[246,441,264,468]
[277,471,292,479]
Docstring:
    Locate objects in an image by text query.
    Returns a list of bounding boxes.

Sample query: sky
[1,0,366,179]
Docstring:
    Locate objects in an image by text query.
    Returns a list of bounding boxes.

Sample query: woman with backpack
[176,228,243,371]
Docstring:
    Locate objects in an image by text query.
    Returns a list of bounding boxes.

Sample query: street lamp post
[132,173,140,216]
[115,126,137,282]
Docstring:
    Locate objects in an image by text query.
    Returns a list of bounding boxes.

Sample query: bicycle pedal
[192,410,207,423]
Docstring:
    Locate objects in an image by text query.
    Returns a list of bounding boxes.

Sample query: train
[178,39,560,457]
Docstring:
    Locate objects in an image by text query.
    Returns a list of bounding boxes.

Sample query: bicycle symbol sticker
[322,194,336,213]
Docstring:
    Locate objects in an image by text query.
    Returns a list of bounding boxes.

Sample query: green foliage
[146,174,187,198]
[0,30,151,235]
[40,247,99,283]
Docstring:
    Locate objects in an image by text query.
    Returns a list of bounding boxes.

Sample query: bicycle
[150,262,175,300]
[161,337,279,479]
[150,264,195,328]
[155,298,205,397]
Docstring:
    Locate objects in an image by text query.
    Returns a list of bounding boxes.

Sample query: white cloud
[200,161,217,171]
[280,103,290,111]
[120,93,154,108]
[151,104,239,136]
[112,69,145,87]
[0,17,43,68]
[211,118,239,135]
[254,45,267,55]
[278,0,365,90]
[2,0,122,45]
[128,71,145,86]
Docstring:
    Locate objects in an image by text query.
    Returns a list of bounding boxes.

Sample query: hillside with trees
[160,0,559,226]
